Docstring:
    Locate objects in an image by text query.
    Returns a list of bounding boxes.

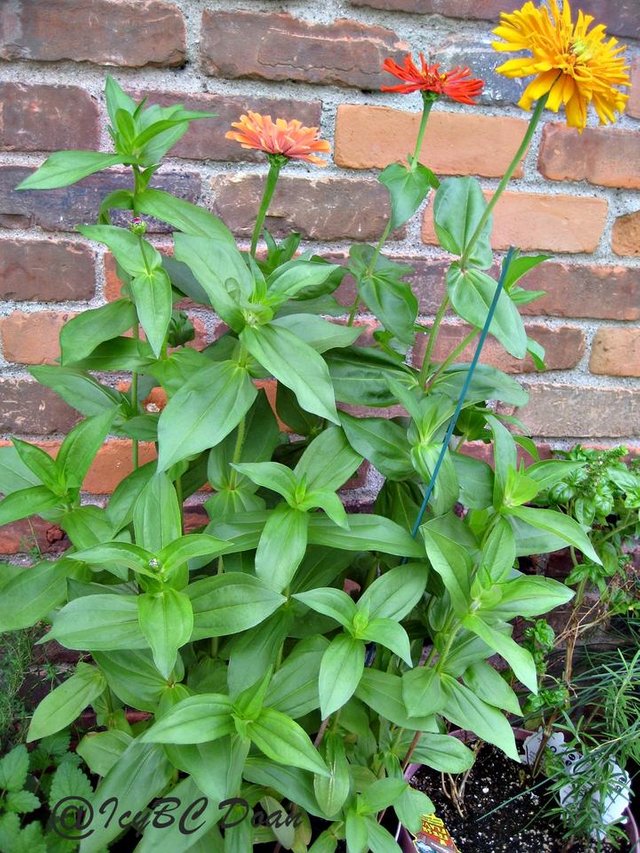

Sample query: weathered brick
[0,380,78,435]
[349,0,640,38]
[211,174,395,242]
[0,83,99,151]
[0,167,201,232]
[0,311,71,364]
[0,0,186,67]
[0,513,68,556]
[413,322,585,373]
[612,212,640,256]
[538,123,640,189]
[131,91,322,162]
[201,11,407,90]
[0,238,95,302]
[422,190,608,253]
[515,384,640,438]
[629,58,640,120]
[83,440,156,493]
[335,105,527,178]
[519,262,640,321]
[589,328,640,377]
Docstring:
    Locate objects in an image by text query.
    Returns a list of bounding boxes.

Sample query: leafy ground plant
[0,1,633,850]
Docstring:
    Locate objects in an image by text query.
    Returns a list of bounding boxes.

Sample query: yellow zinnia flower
[492,0,630,130]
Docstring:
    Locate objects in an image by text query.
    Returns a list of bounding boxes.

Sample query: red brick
[0,514,68,556]
[0,0,185,67]
[629,58,640,119]
[83,440,156,493]
[0,167,201,232]
[538,123,640,189]
[612,212,640,256]
[0,238,95,302]
[0,381,78,435]
[0,83,99,152]
[518,262,640,321]
[131,91,322,162]
[589,327,640,377]
[349,0,640,38]
[422,190,608,253]
[335,105,527,178]
[515,384,640,438]
[0,311,71,364]
[200,11,407,90]
[413,322,585,373]
[211,174,395,242]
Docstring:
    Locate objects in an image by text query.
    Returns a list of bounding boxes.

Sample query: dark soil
[408,743,622,853]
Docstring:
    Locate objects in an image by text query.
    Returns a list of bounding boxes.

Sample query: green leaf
[130,266,173,358]
[360,270,418,347]
[0,560,69,631]
[463,661,521,715]
[105,460,156,531]
[503,253,550,291]
[355,670,439,731]
[56,409,115,490]
[92,648,174,712]
[360,617,412,665]
[246,707,329,776]
[379,161,437,229]
[10,438,61,492]
[59,299,136,365]
[404,731,475,773]
[357,561,428,622]
[43,594,147,650]
[30,365,121,417]
[433,176,492,268]
[506,506,601,564]
[174,233,251,330]
[0,445,40,495]
[440,674,518,760]
[76,729,133,776]
[67,541,154,575]
[272,315,359,355]
[476,516,516,586]
[293,588,357,629]
[27,663,106,741]
[451,452,494,509]
[325,347,410,408]
[433,363,528,407]
[141,694,234,744]
[78,225,162,278]
[16,151,126,190]
[486,574,574,620]
[83,741,173,853]
[232,461,297,502]
[402,666,445,718]
[462,614,538,693]
[341,413,413,481]
[294,426,362,492]
[0,745,28,792]
[345,810,368,853]
[5,790,40,814]
[265,636,328,719]
[188,574,285,640]
[487,414,517,504]
[157,360,257,472]
[138,589,194,678]
[0,485,60,526]
[159,534,228,576]
[133,472,182,553]
[308,514,424,558]
[267,260,340,301]
[394,786,435,835]
[241,323,339,424]
[314,733,350,818]
[48,760,93,813]
[136,188,235,241]
[447,265,527,359]
[421,521,472,616]
[359,778,408,815]
[244,758,323,818]
[255,504,309,593]
[319,634,365,718]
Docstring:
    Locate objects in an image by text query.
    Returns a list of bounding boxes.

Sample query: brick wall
[0,0,639,553]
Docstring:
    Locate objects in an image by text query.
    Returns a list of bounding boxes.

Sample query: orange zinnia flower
[225,112,330,166]
[381,54,484,104]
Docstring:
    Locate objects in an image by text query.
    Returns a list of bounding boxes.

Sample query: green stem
[250,157,285,257]
[232,417,247,464]
[427,328,478,387]
[175,476,183,534]
[419,296,450,385]
[412,94,436,165]
[460,94,548,269]
[131,322,139,470]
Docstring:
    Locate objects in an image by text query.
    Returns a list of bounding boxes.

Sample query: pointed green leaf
[27,663,106,741]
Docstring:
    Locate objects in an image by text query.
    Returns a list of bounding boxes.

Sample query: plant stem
[175,476,183,534]
[427,328,478,387]
[232,417,247,464]
[250,157,284,257]
[459,94,548,269]
[419,296,450,385]
[131,322,139,470]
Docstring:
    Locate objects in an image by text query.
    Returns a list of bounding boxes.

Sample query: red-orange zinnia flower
[225,111,330,166]
[381,54,484,104]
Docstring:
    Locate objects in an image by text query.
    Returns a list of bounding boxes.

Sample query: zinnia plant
[0,3,630,851]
